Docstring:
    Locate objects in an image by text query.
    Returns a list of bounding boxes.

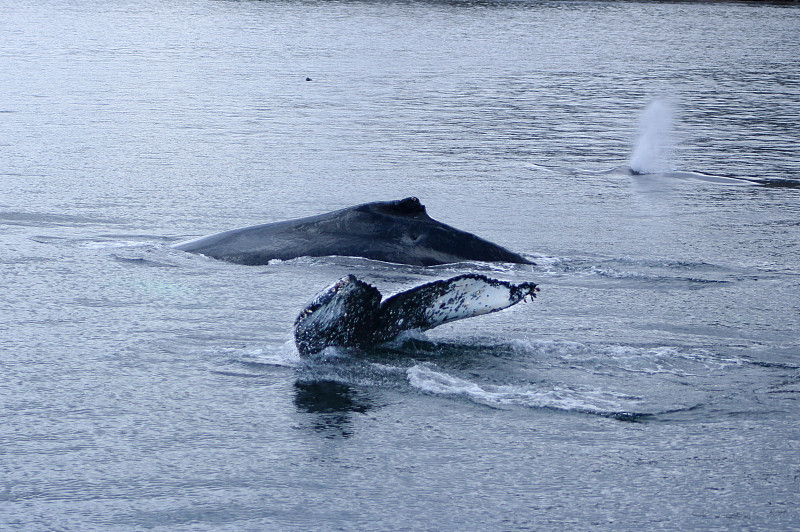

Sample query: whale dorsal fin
[359,197,429,218]
[374,274,538,343]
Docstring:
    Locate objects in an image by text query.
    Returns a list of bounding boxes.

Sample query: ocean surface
[2,0,799,530]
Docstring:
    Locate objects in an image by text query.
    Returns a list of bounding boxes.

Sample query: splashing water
[629,100,675,174]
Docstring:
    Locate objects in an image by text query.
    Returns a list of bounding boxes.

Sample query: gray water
[2,0,800,530]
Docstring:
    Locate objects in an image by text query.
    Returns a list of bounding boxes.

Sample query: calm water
[2,0,799,530]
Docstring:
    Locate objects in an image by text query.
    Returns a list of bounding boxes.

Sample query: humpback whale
[174,197,532,266]
[294,274,539,356]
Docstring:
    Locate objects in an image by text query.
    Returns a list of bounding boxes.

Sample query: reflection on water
[293,380,372,438]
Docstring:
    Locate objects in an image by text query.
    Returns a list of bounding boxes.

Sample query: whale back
[174,197,532,266]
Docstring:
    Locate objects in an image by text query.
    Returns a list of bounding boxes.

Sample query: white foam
[235,339,303,368]
[406,363,641,414]
[407,364,487,396]
[509,339,746,377]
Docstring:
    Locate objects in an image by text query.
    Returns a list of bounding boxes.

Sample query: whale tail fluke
[294,274,539,356]
[375,274,538,342]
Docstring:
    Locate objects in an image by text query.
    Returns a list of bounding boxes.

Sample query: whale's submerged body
[174,197,532,266]
[294,274,539,356]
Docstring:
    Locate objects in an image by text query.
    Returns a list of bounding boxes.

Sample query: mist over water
[629,100,675,174]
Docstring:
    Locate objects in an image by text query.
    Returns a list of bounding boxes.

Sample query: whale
[294,274,539,356]
[173,197,532,266]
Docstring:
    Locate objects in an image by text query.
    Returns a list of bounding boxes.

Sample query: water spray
[629,100,675,175]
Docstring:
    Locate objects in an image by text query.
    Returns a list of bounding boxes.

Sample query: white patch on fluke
[424,277,517,327]
[301,284,350,330]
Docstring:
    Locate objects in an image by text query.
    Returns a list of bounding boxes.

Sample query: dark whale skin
[174,197,532,267]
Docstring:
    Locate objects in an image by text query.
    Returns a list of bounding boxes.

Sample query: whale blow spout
[629,100,675,175]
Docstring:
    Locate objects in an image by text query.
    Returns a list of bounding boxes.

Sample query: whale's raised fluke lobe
[174,197,532,267]
[294,274,539,356]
